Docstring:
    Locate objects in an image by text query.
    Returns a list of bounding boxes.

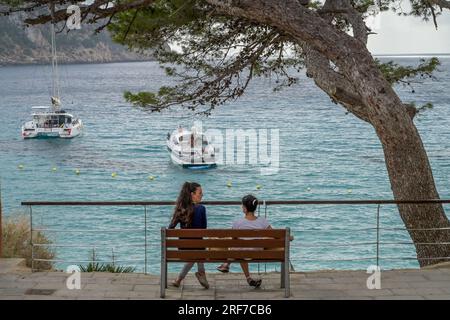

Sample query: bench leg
[160,228,166,298]
[284,228,290,298]
[160,263,166,298]
[280,262,285,289]
[284,263,290,298]
[165,262,168,289]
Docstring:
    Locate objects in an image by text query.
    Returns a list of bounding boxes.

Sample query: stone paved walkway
[1,259,449,300]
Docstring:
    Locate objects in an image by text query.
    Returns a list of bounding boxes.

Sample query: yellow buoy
[347,189,353,193]
[112,172,117,178]
[256,184,262,190]
[306,187,311,192]
[75,169,80,175]
[18,164,24,170]
[148,176,155,181]
[52,167,57,172]
[226,181,232,188]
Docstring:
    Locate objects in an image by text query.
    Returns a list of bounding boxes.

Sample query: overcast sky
[161,3,450,55]
[368,10,450,54]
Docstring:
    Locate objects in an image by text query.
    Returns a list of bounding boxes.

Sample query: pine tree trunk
[373,112,450,267]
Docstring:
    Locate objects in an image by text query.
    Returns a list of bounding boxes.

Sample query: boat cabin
[172,132,209,147]
[31,108,73,128]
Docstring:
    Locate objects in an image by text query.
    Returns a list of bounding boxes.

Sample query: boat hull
[169,150,216,168]
[182,163,217,169]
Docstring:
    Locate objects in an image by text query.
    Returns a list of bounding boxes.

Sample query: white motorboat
[166,126,217,169]
[21,4,83,139]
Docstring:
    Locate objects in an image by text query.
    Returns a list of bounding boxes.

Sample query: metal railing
[21,199,450,273]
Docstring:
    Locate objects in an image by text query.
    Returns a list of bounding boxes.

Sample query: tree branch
[302,45,371,123]
[321,0,368,44]
[0,0,157,26]
[427,0,450,9]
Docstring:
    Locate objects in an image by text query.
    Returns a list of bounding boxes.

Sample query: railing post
[144,205,148,275]
[264,200,267,219]
[29,205,34,272]
[376,204,380,267]
[111,247,115,266]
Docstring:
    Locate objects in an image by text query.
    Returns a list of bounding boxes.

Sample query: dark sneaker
[247,277,262,288]
[195,272,210,289]
[216,265,230,273]
[171,280,181,287]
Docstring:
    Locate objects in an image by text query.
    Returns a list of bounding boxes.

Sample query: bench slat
[166,239,285,248]
[166,229,286,238]
[166,250,285,260]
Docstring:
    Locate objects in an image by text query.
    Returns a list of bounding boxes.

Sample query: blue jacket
[169,204,207,229]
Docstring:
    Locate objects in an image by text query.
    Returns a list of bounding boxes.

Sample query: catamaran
[166,126,217,169]
[21,5,83,139]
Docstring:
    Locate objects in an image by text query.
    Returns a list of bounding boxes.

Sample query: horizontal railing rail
[21,199,450,206]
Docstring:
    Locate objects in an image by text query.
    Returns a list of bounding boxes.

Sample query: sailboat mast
[50,2,60,109]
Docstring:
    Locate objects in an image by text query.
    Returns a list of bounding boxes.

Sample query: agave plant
[78,262,136,273]
[78,249,136,273]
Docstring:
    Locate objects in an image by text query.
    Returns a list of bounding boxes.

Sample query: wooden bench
[160,228,291,298]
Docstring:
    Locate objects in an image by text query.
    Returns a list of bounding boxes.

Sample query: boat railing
[21,199,450,273]
[31,106,52,109]
[171,146,212,157]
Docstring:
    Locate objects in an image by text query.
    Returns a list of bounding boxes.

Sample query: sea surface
[1,57,450,273]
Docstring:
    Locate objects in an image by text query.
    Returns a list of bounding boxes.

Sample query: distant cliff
[0,14,162,65]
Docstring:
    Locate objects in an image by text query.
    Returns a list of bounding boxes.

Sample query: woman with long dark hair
[169,181,209,289]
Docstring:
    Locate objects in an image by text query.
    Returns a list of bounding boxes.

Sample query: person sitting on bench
[216,194,270,287]
[169,182,210,289]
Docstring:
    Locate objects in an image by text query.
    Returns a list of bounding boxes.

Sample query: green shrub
[78,262,136,273]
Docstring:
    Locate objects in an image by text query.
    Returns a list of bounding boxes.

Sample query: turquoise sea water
[1,58,450,273]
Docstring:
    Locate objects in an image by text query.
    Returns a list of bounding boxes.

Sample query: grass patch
[1,216,55,270]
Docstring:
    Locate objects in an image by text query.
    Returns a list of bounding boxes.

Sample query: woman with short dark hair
[217,194,271,287]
